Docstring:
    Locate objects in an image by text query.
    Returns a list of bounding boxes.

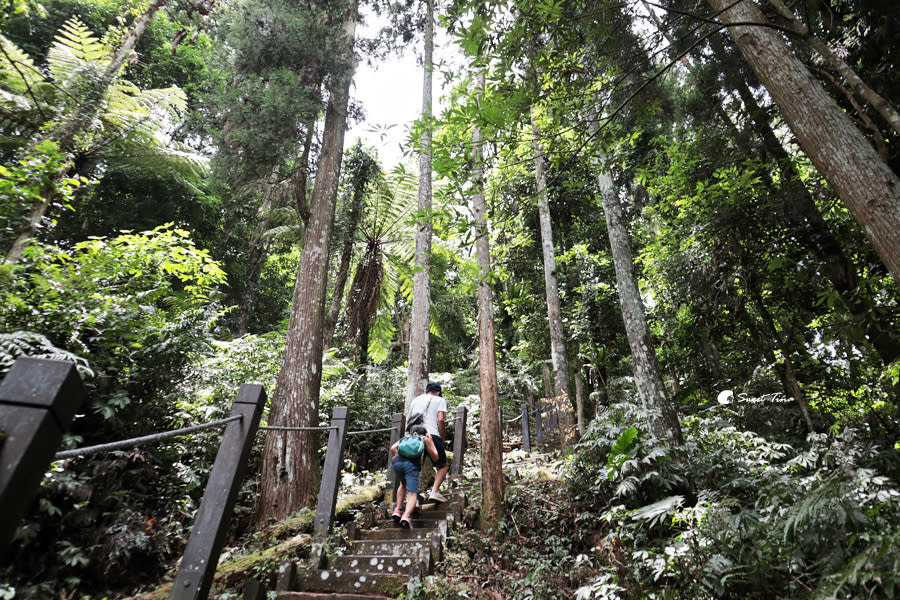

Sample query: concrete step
[275,593,391,600]
[345,538,430,557]
[373,515,450,530]
[353,527,434,541]
[328,554,418,574]
[293,568,408,597]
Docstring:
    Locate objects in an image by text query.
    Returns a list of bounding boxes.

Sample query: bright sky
[347,51,423,170]
[346,17,464,170]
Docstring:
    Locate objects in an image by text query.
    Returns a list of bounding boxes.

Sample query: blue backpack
[398,434,425,459]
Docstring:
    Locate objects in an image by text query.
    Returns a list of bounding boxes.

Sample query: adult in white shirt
[406,381,449,502]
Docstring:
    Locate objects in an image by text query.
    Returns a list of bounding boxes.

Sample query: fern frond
[261,224,301,240]
[49,17,109,72]
[96,139,208,191]
[0,331,93,378]
[0,87,32,111]
[0,35,44,92]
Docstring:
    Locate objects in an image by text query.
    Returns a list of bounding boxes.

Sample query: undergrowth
[407,396,900,600]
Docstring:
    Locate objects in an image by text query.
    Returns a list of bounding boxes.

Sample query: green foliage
[0,17,206,177]
[0,329,91,375]
[565,398,900,599]
[0,140,86,251]
[605,425,637,482]
[0,224,228,597]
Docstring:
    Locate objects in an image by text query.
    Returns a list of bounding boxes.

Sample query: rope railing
[53,415,244,460]
[346,426,395,436]
[51,422,345,462]
[259,425,338,432]
[52,415,459,462]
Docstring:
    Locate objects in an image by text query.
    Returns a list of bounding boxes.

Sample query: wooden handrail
[170,384,266,600]
[0,357,87,556]
[313,407,349,539]
[450,406,467,476]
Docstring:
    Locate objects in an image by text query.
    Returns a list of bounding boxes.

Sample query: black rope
[54,415,243,460]
[347,426,395,436]
[259,425,338,432]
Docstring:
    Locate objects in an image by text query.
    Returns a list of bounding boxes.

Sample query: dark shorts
[393,457,421,493]
[431,435,447,469]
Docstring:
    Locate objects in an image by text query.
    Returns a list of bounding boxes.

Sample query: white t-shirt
[407,392,447,437]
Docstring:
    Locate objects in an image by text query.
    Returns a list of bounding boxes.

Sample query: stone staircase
[273,490,465,599]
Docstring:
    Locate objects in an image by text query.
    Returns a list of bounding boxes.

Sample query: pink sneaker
[392,508,403,524]
[400,514,413,529]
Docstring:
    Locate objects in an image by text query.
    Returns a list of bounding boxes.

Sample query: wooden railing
[0,357,475,600]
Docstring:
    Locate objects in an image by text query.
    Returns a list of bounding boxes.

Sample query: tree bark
[762,0,900,137]
[405,0,434,408]
[471,76,504,527]
[708,0,900,286]
[257,10,357,523]
[530,109,575,446]
[704,31,900,364]
[589,110,682,443]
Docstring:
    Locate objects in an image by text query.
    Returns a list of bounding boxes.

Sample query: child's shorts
[392,457,421,493]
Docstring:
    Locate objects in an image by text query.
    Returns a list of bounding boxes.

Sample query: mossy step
[293,568,408,597]
[328,554,419,573]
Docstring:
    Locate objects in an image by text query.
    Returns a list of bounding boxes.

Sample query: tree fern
[49,17,109,68]
[0,331,93,377]
[0,17,206,180]
[0,35,43,92]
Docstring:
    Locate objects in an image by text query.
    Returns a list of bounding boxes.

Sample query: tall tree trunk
[323,149,375,349]
[726,63,900,364]
[700,27,900,364]
[657,11,900,363]
[471,76,504,527]
[5,0,166,265]
[763,0,900,137]
[405,0,434,408]
[708,0,900,285]
[541,362,553,398]
[530,109,575,446]
[256,10,357,523]
[589,114,682,443]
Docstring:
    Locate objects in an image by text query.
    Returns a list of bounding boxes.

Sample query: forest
[0,0,898,598]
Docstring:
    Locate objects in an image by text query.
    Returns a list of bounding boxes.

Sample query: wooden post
[170,384,266,600]
[536,400,544,447]
[0,358,86,555]
[313,406,349,539]
[275,560,296,591]
[521,403,531,451]
[450,406,467,476]
[388,412,404,504]
[243,580,266,600]
[549,399,558,430]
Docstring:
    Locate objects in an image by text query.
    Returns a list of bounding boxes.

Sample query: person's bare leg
[396,482,407,512]
[431,465,449,495]
[404,492,418,516]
